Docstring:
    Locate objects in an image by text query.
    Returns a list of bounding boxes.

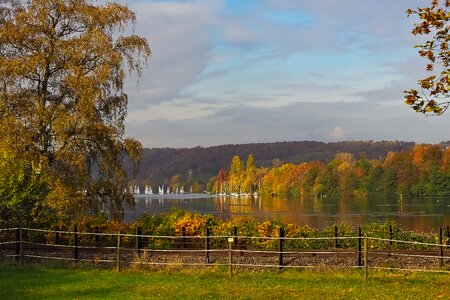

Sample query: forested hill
[130,141,424,187]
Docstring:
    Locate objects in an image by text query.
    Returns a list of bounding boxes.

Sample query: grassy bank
[0,263,449,299]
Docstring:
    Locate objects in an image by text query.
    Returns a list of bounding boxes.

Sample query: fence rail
[1,227,450,276]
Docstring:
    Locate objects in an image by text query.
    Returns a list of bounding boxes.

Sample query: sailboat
[133,186,140,195]
[144,185,153,195]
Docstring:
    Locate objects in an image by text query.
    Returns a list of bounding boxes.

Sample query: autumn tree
[0,0,151,222]
[442,147,450,173]
[170,175,181,190]
[213,168,228,194]
[405,0,450,114]
[229,155,244,193]
[242,154,256,193]
[301,161,326,196]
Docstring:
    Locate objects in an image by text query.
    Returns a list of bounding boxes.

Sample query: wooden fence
[1,227,450,277]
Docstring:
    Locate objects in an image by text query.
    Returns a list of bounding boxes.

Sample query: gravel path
[1,245,449,272]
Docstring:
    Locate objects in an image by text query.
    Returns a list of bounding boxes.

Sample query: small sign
[227,237,234,243]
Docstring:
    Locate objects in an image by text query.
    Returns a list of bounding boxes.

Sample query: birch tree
[0,0,151,222]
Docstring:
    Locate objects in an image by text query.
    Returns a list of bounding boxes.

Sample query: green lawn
[0,263,449,299]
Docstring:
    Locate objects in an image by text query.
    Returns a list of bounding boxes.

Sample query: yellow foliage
[0,0,151,221]
[337,161,350,173]
[173,213,207,236]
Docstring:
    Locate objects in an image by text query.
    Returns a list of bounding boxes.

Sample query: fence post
[228,237,233,277]
[447,225,450,245]
[278,227,284,270]
[95,226,100,246]
[19,228,23,265]
[182,226,186,249]
[116,231,121,272]
[55,227,60,245]
[73,226,78,262]
[205,226,210,264]
[357,227,362,267]
[15,228,20,262]
[334,225,338,249]
[233,226,238,246]
[389,224,393,247]
[136,227,142,257]
[439,227,444,269]
[363,234,368,281]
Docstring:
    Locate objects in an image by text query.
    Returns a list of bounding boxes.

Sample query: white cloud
[117,0,450,147]
[329,126,345,140]
[122,0,223,109]
[223,25,260,46]
[127,98,217,122]
[126,101,450,148]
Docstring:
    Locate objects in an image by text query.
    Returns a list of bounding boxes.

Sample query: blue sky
[119,0,450,148]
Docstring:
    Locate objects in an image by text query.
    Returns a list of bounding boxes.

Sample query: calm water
[124,194,450,232]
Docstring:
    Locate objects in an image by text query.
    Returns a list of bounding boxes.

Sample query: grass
[1,263,450,299]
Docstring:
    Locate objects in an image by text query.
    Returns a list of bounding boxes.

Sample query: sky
[117,0,450,148]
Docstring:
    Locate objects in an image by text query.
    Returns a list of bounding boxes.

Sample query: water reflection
[124,194,450,231]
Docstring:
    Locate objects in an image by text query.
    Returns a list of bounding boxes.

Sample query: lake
[124,194,450,232]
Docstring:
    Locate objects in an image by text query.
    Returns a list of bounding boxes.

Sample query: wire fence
[1,227,450,277]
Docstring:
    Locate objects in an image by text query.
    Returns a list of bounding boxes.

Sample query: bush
[37,210,443,252]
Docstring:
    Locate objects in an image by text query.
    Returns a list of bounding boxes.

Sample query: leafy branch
[405,0,450,115]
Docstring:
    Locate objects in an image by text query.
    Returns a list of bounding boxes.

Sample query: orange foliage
[411,144,441,171]
[173,213,208,236]
[442,148,450,173]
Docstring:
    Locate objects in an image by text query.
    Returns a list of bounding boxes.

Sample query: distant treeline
[129,141,426,191]
[212,144,450,198]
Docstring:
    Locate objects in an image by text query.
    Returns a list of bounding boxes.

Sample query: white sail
[133,185,140,195]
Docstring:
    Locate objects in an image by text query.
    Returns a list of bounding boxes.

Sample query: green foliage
[283,224,323,249]
[0,132,49,227]
[378,168,396,196]
[323,224,357,248]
